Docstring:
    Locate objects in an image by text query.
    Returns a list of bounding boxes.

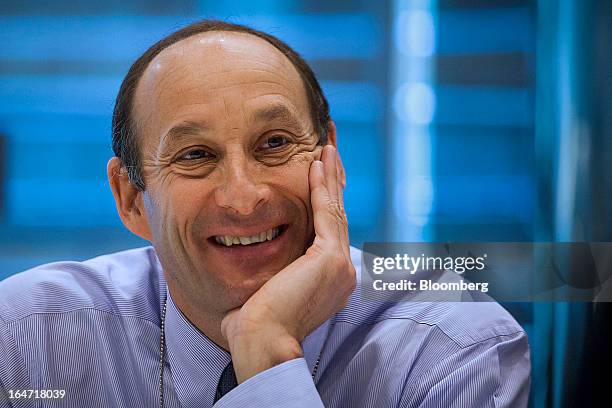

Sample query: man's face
[132,32,323,315]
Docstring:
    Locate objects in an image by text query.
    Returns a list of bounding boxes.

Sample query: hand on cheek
[220,144,355,384]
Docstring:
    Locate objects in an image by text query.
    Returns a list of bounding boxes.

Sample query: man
[0,20,530,407]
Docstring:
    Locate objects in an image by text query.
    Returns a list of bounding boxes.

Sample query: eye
[259,135,289,150]
[178,148,214,161]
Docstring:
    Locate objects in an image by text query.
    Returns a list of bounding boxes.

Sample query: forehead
[150,30,296,73]
[133,31,309,139]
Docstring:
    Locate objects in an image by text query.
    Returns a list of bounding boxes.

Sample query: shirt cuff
[213,358,324,408]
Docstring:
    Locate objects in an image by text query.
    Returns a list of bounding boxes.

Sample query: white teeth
[215,227,281,247]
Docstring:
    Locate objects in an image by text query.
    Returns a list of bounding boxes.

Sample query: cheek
[273,152,316,219]
[287,165,311,201]
[148,181,211,238]
[171,182,216,222]
[283,150,313,183]
[292,148,319,188]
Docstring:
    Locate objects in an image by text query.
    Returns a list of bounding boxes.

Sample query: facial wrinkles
[133,33,319,312]
[150,181,219,306]
[259,137,317,167]
[153,89,313,172]
[144,189,191,284]
[151,51,295,116]
[135,32,310,168]
[141,135,281,195]
[143,91,308,179]
[147,149,274,314]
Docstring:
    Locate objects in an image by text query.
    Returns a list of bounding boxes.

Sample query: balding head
[133,31,311,163]
[107,19,342,326]
[111,20,330,190]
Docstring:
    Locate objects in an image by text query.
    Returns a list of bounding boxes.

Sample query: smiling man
[0,20,530,407]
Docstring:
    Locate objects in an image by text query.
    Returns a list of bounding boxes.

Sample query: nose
[214,152,271,216]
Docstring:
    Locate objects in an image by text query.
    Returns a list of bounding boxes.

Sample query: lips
[213,226,281,247]
[206,223,292,269]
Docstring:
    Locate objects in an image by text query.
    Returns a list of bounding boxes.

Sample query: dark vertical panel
[574,1,612,406]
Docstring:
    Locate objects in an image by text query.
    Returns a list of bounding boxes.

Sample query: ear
[107,157,152,241]
[325,120,346,189]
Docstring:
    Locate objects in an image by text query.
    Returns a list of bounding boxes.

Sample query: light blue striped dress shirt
[0,246,530,407]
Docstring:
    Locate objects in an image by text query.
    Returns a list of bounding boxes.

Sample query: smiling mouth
[212,225,287,247]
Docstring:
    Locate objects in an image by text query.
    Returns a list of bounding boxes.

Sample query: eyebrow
[160,121,209,147]
[251,104,305,130]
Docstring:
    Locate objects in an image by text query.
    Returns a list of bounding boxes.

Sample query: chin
[225,277,272,308]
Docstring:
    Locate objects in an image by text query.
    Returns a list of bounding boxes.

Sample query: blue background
[2,1,611,407]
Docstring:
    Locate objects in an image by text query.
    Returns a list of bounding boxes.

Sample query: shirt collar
[164,286,331,406]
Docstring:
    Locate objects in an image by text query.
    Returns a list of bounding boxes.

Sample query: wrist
[226,323,303,383]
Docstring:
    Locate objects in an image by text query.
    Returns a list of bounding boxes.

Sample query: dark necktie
[214,361,238,403]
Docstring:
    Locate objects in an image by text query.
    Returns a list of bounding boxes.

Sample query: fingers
[322,145,339,203]
[309,145,349,249]
[309,159,333,241]
[336,153,344,210]
[336,152,346,190]
[333,150,350,258]
[324,146,349,251]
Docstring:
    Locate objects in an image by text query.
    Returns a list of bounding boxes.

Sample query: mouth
[209,224,288,247]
